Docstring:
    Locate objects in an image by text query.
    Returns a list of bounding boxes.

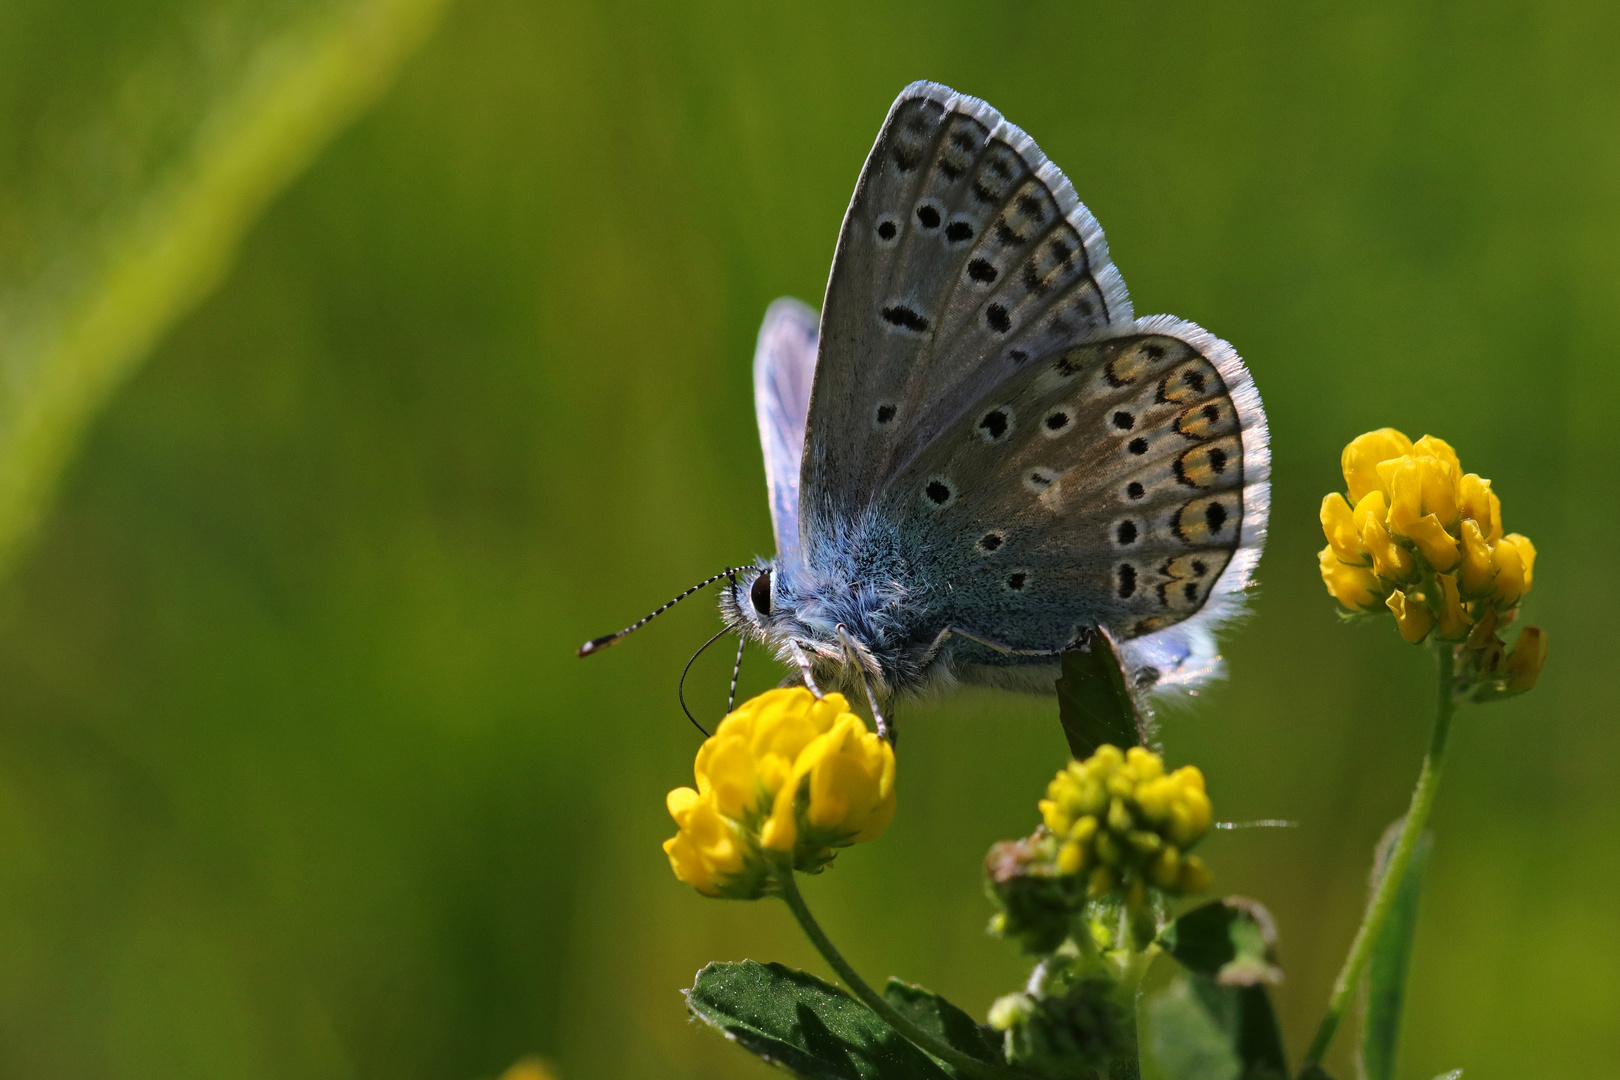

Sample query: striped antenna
[577,567,741,657]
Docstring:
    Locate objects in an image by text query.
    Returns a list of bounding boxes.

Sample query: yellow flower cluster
[663,688,896,899]
[1038,745,1213,906]
[1318,429,1545,690]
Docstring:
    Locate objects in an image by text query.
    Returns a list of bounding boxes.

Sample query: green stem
[1302,644,1456,1069]
[776,867,1019,1080]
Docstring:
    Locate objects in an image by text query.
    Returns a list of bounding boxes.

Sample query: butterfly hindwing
[802,82,1134,537]
[880,318,1269,686]
[754,298,819,556]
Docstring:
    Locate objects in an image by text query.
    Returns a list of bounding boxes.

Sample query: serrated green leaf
[0,0,449,581]
[883,979,1005,1067]
[1361,827,1434,1080]
[1142,976,1287,1080]
[1159,897,1283,987]
[686,960,955,1080]
[1055,628,1145,759]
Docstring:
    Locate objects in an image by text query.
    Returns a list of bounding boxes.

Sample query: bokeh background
[0,2,1614,1078]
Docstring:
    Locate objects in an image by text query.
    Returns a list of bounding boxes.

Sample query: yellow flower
[663,688,895,898]
[1043,745,1212,903]
[1502,626,1548,693]
[1491,534,1536,607]
[1317,428,1540,652]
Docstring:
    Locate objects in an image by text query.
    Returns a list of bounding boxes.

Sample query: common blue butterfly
[583,82,1269,738]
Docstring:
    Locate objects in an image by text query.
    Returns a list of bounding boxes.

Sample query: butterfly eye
[750,570,773,617]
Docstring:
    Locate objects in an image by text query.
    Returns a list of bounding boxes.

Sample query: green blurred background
[0,1,1613,1077]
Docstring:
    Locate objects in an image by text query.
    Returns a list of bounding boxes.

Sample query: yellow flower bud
[1458,519,1495,595]
[1386,588,1434,644]
[1342,428,1414,502]
[1491,533,1536,607]
[1057,841,1084,875]
[1178,856,1213,893]
[1432,573,1472,641]
[1320,493,1364,563]
[1034,746,1213,901]
[1503,626,1548,692]
[1319,546,1383,611]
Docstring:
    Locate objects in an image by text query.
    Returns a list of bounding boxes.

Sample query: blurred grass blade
[1361,824,1434,1080]
[0,0,451,580]
[1055,627,1146,758]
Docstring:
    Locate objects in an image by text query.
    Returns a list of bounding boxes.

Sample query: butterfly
[583,82,1269,740]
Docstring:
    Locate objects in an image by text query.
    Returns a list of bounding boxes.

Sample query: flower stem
[1302,643,1456,1068]
[776,868,1018,1080]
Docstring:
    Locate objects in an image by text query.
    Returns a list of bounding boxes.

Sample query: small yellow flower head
[1044,745,1212,902]
[1317,428,1541,653]
[663,688,896,898]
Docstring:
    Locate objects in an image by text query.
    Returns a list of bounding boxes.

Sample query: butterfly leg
[788,639,825,699]
[836,624,895,745]
[925,626,1068,662]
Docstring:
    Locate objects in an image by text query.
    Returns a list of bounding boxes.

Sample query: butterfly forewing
[803,82,1134,536]
[880,322,1267,662]
[753,298,819,556]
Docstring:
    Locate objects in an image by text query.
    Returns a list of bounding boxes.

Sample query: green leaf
[1361,826,1435,1080]
[1159,897,1283,987]
[0,0,449,580]
[685,960,955,1079]
[1142,976,1287,1080]
[1055,627,1146,759]
[883,979,1006,1067]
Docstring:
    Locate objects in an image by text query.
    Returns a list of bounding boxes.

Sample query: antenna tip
[578,635,616,658]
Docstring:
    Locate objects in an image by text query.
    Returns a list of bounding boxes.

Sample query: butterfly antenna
[678,627,732,738]
[728,635,745,713]
[578,567,742,657]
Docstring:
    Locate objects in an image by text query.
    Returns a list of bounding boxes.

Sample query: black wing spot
[1183,582,1200,603]
[1044,411,1070,432]
[1128,437,1149,455]
[1188,371,1207,393]
[1206,501,1228,533]
[1009,349,1028,363]
[1203,403,1221,422]
[1017,192,1045,219]
[978,409,1010,441]
[1049,237,1073,264]
[1117,521,1138,545]
[1007,572,1027,592]
[875,404,897,424]
[916,204,941,229]
[972,182,998,203]
[876,220,897,241]
[1126,482,1145,500]
[986,304,1011,333]
[1144,343,1166,360]
[945,220,973,243]
[1208,447,1229,474]
[1191,560,1207,576]
[1112,411,1134,431]
[1117,563,1137,599]
[978,531,1004,553]
[967,259,998,283]
[893,146,922,171]
[881,305,929,332]
[926,479,953,505]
